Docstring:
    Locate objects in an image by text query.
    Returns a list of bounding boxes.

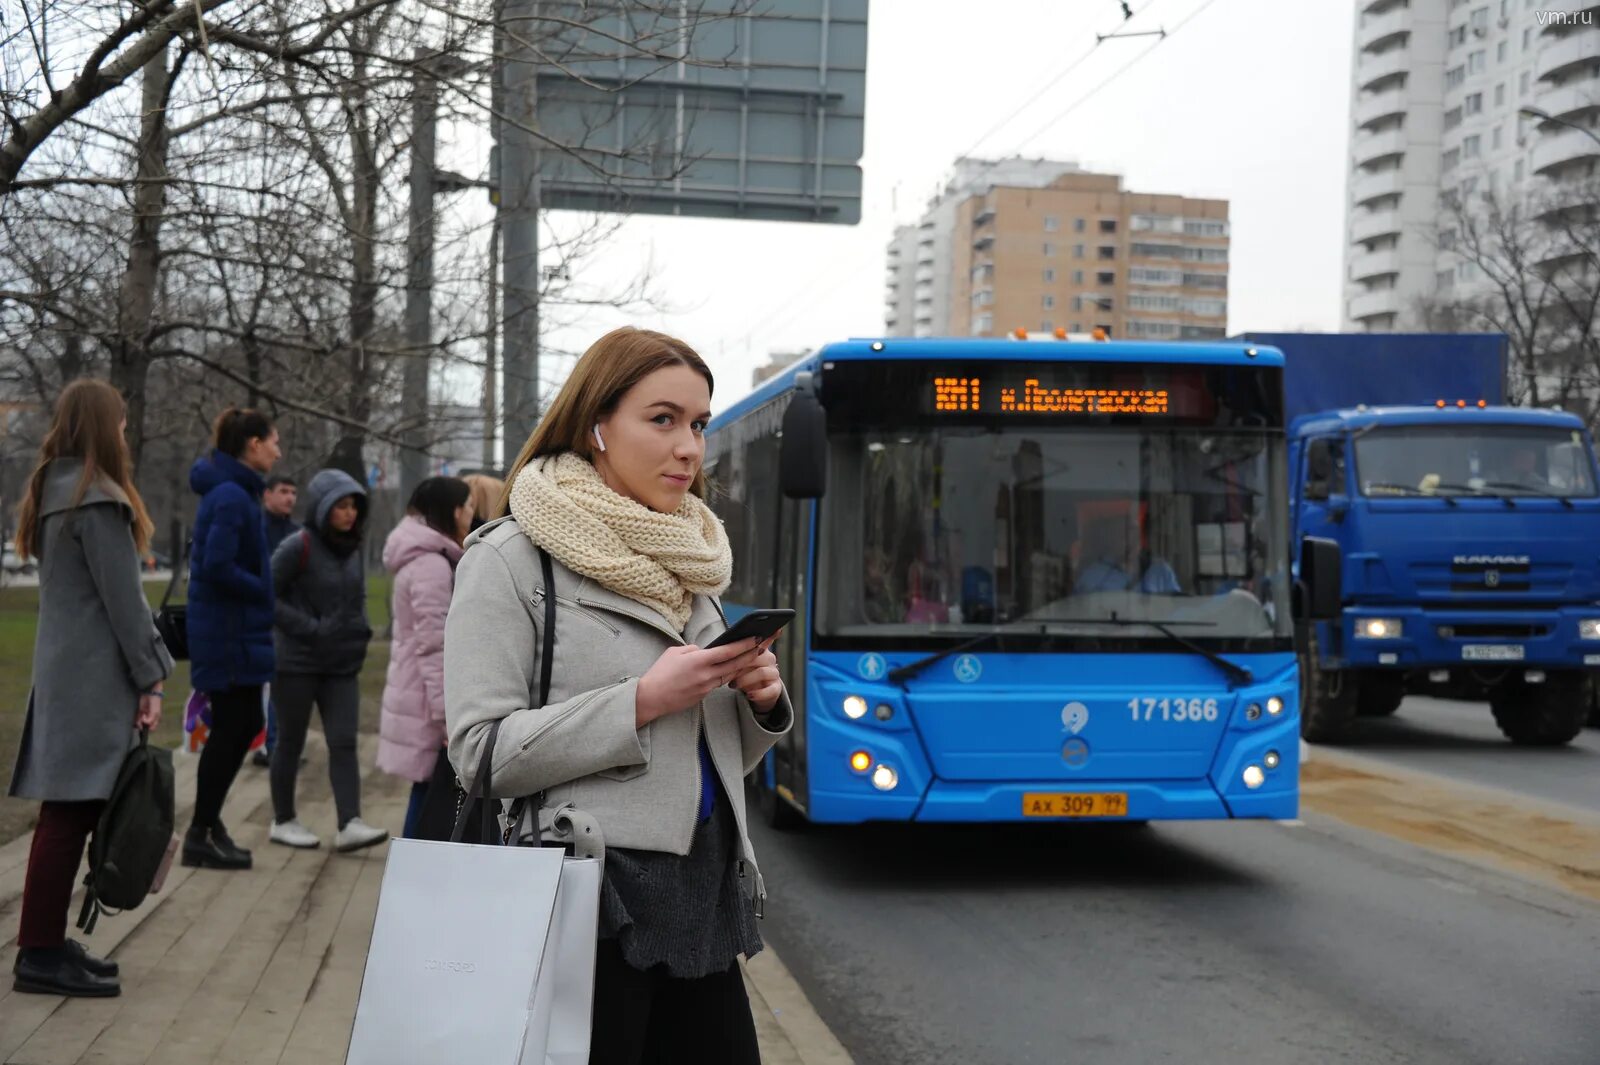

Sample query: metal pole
[484,215,500,470]
[402,52,440,504]
[500,0,540,454]
[485,2,504,472]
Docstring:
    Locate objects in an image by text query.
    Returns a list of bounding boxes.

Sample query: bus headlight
[1580,619,1600,641]
[871,764,899,791]
[843,695,869,720]
[1263,750,1281,770]
[1266,696,1285,716]
[1242,765,1266,789]
[1357,618,1403,639]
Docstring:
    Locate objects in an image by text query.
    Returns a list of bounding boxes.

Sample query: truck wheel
[1489,673,1589,746]
[1300,629,1358,743]
[1356,675,1405,718]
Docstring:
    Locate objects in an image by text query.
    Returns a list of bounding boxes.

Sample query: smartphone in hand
[706,608,795,649]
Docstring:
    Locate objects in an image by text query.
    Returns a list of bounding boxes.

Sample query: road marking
[1301,752,1600,906]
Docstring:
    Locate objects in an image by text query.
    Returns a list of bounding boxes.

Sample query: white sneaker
[270,820,320,849]
[335,818,389,853]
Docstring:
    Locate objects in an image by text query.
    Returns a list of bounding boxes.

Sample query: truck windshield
[815,427,1292,646]
[1353,426,1598,498]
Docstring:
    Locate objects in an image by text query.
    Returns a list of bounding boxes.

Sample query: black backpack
[76,729,175,933]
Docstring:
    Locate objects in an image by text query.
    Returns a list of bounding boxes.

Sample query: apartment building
[885,159,1230,341]
[1346,0,1600,329]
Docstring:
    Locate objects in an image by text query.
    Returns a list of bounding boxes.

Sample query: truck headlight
[1580,619,1600,641]
[1357,618,1403,639]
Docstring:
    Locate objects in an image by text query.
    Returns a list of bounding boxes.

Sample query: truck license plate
[1461,644,1524,661]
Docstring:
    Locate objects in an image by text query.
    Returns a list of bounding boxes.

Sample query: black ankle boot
[182,824,252,870]
[63,938,118,978]
[212,820,253,862]
[13,947,121,998]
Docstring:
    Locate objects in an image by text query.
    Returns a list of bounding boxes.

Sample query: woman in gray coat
[9,379,171,999]
[445,327,791,1064]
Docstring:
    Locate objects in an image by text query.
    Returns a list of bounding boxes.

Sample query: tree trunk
[110,45,172,466]
[347,47,378,431]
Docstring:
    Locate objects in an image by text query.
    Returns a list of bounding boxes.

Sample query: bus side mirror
[1295,536,1342,621]
[779,381,827,499]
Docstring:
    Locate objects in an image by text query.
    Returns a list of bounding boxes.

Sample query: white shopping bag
[346,838,600,1065]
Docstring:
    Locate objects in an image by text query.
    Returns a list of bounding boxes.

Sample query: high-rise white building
[1345,0,1600,330]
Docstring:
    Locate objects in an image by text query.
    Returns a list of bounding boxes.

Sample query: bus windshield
[1353,425,1598,498]
[816,426,1291,646]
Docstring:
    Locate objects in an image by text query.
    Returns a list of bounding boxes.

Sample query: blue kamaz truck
[1244,333,1600,746]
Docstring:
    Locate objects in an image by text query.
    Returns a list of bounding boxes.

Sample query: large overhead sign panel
[532,0,868,224]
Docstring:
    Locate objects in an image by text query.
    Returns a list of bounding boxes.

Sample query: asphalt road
[1328,696,1600,816]
[752,808,1600,1064]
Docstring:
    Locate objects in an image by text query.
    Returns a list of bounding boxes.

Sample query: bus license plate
[1022,793,1129,818]
[1461,645,1524,661]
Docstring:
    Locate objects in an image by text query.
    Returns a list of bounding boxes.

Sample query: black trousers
[270,672,362,829]
[193,684,264,829]
[588,940,762,1065]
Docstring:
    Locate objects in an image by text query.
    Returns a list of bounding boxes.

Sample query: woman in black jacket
[267,468,388,852]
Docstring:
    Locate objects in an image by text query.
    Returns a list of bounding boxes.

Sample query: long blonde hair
[15,379,154,559]
[500,327,715,515]
[462,473,506,524]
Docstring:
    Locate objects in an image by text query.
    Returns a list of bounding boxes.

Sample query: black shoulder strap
[538,547,554,706]
[450,548,556,846]
[449,718,502,844]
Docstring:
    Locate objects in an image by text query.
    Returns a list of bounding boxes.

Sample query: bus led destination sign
[933,375,1171,416]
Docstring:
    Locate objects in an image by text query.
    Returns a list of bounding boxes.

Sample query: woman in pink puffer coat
[376,477,474,837]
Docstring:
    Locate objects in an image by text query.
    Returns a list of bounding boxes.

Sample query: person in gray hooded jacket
[267,468,388,853]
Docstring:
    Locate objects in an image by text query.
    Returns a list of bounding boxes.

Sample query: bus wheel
[1300,630,1358,743]
[748,766,804,831]
[1355,674,1405,718]
[1489,673,1588,746]
[1587,676,1600,728]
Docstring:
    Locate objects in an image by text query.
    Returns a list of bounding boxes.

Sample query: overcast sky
[447,0,1358,412]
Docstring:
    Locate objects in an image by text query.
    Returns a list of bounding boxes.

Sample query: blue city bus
[705,336,1340,826]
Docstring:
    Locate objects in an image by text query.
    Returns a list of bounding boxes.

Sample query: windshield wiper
[887,623,1045,685]
[1480,481,1573,508]
[1365,481,1457,506]
[1044,615,1254,689]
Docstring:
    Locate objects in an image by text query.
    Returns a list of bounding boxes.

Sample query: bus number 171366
[1128,697,1220,723]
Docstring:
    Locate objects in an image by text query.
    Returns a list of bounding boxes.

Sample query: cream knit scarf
[508,451,731,631]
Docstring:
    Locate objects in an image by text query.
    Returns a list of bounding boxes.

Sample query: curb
[743,945,853,1064]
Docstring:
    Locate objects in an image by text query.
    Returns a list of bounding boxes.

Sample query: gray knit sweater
[597,792,762,978]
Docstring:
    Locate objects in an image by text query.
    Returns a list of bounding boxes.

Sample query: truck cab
[1288,405,1600,745]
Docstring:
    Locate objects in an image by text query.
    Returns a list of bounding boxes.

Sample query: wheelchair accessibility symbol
[857,653,887,681]
[952,655,983,684]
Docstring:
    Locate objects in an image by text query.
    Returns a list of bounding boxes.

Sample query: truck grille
[1435,622,1550,639]
[1409,560,1568,596]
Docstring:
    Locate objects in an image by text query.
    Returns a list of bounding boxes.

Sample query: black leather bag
[152,547,189,661]
[414,547,555,844]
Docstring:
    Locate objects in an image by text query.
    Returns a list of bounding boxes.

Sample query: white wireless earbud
[592,424,606,452]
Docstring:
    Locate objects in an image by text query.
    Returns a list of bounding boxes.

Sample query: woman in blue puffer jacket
[184,408,280,871]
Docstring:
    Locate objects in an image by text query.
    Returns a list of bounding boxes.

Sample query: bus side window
[1305,438,1345,501]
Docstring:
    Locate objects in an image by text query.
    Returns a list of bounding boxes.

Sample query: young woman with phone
[445,326,791,1064]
